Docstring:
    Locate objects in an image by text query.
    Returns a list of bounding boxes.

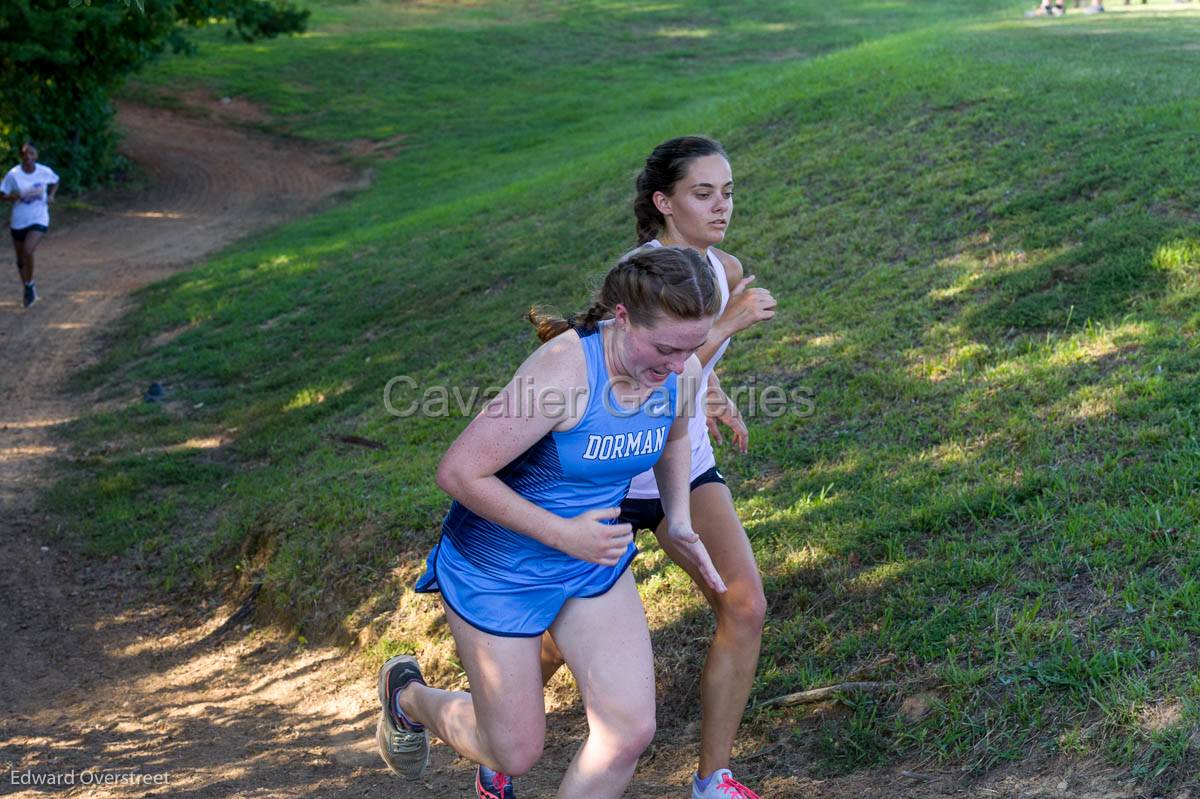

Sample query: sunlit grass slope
[55,0,1200,787]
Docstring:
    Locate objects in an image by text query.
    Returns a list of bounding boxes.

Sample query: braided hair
[528,246,720,342]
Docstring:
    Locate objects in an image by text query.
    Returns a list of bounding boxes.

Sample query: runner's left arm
[694,249,776,368]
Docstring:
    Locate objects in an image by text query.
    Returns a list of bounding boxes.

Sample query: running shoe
[693,769,760,799]
[1082,3,1104,11]
[376,654,429,779]
[22,283,37,308]
[476,765,516,799]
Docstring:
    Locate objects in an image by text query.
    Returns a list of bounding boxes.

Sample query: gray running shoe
[376,655,429,778]
[22,283,37,308]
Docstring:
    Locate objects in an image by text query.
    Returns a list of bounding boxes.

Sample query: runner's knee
[485,731,543,776]
[595,707,655,765]
[591,694,656,762]
[625,710,657,757]
[714,577,767,634]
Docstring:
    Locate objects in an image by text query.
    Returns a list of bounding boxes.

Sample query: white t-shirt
[625,240,732,499]
[2,163,59,230]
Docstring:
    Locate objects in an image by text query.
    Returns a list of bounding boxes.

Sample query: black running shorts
[11,224,48,242]
[618,466,727,533]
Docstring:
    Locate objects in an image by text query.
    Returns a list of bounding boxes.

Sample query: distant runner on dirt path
[2,142,59,308]
[376,246,727,799]
[1025,0,1104,15]
[540,135,777,799]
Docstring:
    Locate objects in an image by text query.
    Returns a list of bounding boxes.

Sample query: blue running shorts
[415,533,637,637]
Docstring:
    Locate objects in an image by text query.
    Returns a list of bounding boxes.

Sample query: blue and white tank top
[439,322,679,575]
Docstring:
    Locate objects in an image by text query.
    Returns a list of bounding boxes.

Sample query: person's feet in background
[1026,1,1065,16]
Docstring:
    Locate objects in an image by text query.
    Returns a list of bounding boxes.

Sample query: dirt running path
[0,104,387,798]
[0,105,1139,799]
[0,103,357,510]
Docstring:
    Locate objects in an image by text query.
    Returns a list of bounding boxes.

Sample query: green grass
[50,0,1200,790]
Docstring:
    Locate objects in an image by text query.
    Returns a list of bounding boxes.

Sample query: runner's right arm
[436,334,633,566]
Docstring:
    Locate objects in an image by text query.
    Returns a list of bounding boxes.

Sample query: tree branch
[758,681,897,708]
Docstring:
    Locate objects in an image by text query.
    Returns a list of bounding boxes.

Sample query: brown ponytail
[527,301,608,343]
[528,246,720,343]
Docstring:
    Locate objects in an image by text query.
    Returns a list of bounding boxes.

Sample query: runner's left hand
[664,522,727,594]
[706,396,748,454]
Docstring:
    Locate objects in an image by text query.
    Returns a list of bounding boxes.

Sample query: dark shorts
[11,225,48,242]
[619,465,727,533]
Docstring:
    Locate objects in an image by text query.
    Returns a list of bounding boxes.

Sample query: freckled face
[621,314,713,388]
[655,154,733,250]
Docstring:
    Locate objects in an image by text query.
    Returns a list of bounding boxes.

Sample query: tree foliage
[0,0,308,188]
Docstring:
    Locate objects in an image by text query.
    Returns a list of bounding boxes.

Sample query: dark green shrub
[0,0,309,188]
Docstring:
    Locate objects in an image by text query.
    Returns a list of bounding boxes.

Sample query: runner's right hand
[558,507,633,566]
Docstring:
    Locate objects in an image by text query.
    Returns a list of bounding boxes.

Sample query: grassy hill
[54,0,1200,788]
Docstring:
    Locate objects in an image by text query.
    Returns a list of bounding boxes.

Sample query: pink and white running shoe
[692,768,760,799]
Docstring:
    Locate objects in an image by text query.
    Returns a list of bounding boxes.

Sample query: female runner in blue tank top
[376,246,727,799]
[541,136,778,799]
